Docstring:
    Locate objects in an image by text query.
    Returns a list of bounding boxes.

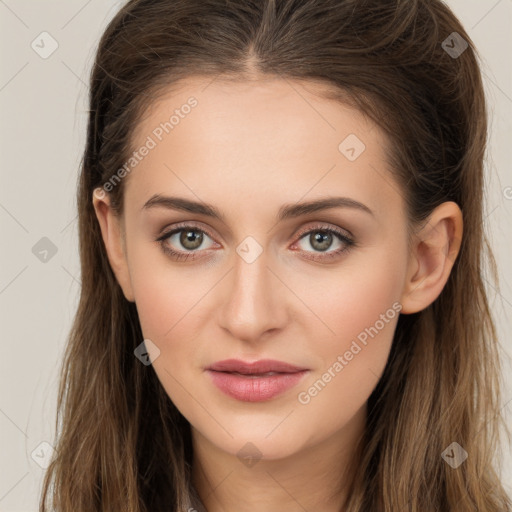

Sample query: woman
[40,0,511,510]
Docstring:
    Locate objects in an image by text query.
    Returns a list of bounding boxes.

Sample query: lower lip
[206,370,309,402]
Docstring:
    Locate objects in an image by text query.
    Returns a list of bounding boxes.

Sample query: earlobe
[92,188,135,302]
[400,201,463,314]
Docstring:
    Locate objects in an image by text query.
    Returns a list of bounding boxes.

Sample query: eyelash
[155,222,356,262]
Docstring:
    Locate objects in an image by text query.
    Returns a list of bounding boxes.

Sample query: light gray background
[0,1,511,510]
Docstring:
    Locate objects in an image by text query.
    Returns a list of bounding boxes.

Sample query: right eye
[156,224,219,261]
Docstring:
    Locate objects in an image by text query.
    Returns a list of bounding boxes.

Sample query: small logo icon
[32,237,58,263]
[236,236,263,264]
[442,32,468,59]
[31,441,55,469]
[134,339,161,365]
[338,134,366,161]
[31,31,59,59]
[441,442,468,468]
[237,442,263,468]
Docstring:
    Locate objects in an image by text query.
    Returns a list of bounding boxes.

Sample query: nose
[216,246,289,344]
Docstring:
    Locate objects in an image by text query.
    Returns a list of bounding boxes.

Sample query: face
[98,76,414,461]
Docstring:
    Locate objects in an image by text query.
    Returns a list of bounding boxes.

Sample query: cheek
[133,273,200,342]
[127,235,213,342]
[128,247,222,418]
[294,243,406,353]
[130,264,210,423]
[291,247,405,436]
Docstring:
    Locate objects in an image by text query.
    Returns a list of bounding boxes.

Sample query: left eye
[295,229,352,253]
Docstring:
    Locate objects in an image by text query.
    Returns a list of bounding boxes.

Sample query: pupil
[181,230,203,250]
[311,231,332,252]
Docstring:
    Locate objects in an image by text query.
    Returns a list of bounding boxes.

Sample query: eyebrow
[141,194,374,221]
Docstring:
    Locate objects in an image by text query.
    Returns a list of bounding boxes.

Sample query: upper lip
[207,359,308,374]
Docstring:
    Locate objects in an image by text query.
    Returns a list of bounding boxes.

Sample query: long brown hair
[40,0,511,510]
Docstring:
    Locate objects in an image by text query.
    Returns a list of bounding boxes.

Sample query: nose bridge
[217,240,286,342]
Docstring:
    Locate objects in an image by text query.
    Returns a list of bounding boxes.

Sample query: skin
[93,76,462,512]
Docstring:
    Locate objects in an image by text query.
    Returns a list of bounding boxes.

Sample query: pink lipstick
[206,359,309,402]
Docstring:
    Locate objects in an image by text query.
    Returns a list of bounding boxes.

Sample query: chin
[203,424,310,463]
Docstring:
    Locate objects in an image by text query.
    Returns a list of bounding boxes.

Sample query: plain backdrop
[0,1,511,510]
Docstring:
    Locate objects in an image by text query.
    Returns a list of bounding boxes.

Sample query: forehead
[124,76,401,220]
[132,75,376,151]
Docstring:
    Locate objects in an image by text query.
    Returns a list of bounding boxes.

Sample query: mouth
[205,359,309,402]
[220,371,282,377]
[207,358,308,374]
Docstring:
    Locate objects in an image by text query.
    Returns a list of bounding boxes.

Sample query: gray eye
[179,229,204,250]
[297,230,345,253]
[165,228,215,252]
[309,231,333,252]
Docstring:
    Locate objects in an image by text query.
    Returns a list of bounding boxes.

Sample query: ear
[400,201,463,314]
[92,188,135,302]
